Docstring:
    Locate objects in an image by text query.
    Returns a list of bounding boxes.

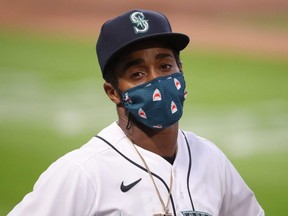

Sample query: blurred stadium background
[1,0,288,215]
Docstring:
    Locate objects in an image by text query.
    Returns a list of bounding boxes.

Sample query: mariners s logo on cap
[130,11,149,34]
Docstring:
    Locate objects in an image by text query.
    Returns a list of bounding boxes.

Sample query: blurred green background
[1,0,288,215]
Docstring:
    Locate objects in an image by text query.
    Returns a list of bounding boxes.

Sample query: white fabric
[8,122,264,216]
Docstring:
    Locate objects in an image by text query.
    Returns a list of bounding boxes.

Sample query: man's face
[114,41,181,92]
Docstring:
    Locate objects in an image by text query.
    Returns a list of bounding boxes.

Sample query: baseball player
[8,9,264,216]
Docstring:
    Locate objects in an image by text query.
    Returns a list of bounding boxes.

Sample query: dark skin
[103,41,182,158]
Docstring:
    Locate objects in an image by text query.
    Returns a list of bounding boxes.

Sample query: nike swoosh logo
[120,178,142,192]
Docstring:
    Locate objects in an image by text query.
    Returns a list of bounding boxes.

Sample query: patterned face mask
[121,72,187,129]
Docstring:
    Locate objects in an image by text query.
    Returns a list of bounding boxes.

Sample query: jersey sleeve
[7,158,96,216]
[219,156,265,216]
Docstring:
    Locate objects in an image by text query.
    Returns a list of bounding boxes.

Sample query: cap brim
[104,33,189,72]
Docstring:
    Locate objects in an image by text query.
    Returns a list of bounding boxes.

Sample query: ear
[103,82,121,104]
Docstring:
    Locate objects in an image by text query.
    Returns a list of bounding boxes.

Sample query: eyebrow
[123,58,144,71]
[155,53,174,60]
[123,52,174,71]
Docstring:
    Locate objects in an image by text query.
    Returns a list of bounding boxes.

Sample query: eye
[131,71,145,79]
[160,64,173,71]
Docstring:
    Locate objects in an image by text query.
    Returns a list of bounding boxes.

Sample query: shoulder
[178,129,234,180]
[179,130,264,215]
[31,122,125,193]
[35,122,125,185]
[62,121,126,165]
[180,130,227,161]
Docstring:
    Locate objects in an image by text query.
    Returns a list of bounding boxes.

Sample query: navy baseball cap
[96,9,190,77]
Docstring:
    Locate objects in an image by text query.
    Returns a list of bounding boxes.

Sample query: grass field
[0,30,288,215]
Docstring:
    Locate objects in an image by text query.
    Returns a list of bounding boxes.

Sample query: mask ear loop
[115,86,132,130]
[126,112,132,130]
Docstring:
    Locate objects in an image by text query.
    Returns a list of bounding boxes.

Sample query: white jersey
[8,122,264,216]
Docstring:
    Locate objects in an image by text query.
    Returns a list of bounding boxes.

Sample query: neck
[117,107,178,157]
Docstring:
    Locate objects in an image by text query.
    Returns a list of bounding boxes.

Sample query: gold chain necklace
[130,140,173,216]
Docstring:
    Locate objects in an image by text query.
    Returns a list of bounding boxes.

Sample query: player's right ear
[103,82,121,104]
